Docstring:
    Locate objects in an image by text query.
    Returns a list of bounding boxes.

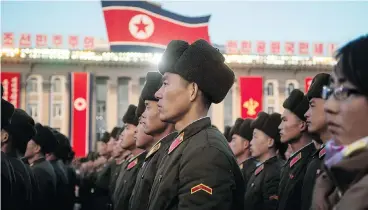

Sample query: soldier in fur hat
[129,72,177,210]
[229,118,257,191]
[24,123,57,210]
[224,125,232,142]
[149,39,244,210]
[2,108,38,210]
[301,73,332,210]
[113,105,146,210]
[245,112,285,210]
[277,89,316,210]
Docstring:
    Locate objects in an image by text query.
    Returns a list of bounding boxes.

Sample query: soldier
[229,118,257,191]
[224,125,232,142]
[113,105,146,210]
[148,39,244,210]
[2,109,38,210]
[301,73,332,210]
[1,91,16,210]
[277,89,316,210]
[129,72,177,210]
[97,132,112,158]
[24,123,57,210]
[245,112,284,210]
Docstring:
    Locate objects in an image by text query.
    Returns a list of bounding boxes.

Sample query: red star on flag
[135,18,148,33]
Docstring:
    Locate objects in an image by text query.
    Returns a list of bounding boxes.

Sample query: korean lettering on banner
[52,35,63,48]
[36,34,48,48]
[225,41,238,54]
[240,41,252,54]
[299,42,309,55]
[1,72,21,108]
[285,42,295,55]
[239,76,263,119]
[84,37,95,50]
[270,41,280,54]
[313,43,324,56]
[19,33,32,48]
[256,41,266,54]
[69,36,79,50]
[2,32,14,48]
[328,43,338,56]
[305,77,313,93]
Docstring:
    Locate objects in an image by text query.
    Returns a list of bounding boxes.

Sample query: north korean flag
[101,1,211,52]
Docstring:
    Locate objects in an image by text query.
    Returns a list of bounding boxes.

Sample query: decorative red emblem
[168,133,184,154]
[289,153,302,168]
[319,147,326,159]
[127,159,137,170]
[254,164,264,176]
[289,173,295,179]
[191,183,212,195]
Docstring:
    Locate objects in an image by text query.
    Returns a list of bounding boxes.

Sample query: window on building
[26,103,39,120]
[95,77,108,141]
[267,82,274,96]
[52,103,62,118]
[139,77,146,93]
[26,77,39,93]
[117,77,130,126]
[267,107,274,114]
[287,83,295,95]
[51,77,62,93]
[223,87,233,127]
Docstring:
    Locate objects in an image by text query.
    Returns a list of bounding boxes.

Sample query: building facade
[1,49,333,150]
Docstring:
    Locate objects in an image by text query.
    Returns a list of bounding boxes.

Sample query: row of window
[265,80,299,97]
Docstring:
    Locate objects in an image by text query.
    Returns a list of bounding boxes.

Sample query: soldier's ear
[243,139,250,149]
[1,129,9,144]
[189,82,199,102]
[267,137,275,148]
[34,144,41,154]
[299,120,307,132]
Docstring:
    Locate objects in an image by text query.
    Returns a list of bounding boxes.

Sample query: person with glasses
[312,35,368,210]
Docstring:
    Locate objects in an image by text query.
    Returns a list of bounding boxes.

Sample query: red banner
[102,1,210,52]
[1,72,21,108]
[305,77,313,93]
[70,72,92,157]
[239,77,263,119]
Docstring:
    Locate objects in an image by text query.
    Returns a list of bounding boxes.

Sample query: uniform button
[141,175,144,179]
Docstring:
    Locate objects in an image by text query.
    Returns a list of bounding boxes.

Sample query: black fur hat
[5,109,36,154]
[97,131,110,143]
[159,39,235,104]
[111,127,121,139]
[223,126,232,142]
[306,73,331,100]
[33,123,58,154]
[238,119,254,141]
[122,104,139,126]
[230,118,244,138]
[283,89,309,121]
[251,112,282,147]
[141,72,162,101]
[136,98,145,119]
[51,130,71,160]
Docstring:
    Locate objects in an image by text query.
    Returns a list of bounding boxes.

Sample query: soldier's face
[229,134,248,157]
[279,109,306,143]
[24,140,39,159]
[155,73,191,123]
[305,98,328,134]
[97,141,108,156]
[250,129,271,159]
[121,123,137,150]
[107,137,116,153]
[135,119,154,149]
[142,100,168,135]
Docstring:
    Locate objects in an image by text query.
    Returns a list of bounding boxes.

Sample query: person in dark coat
[301,73,332,210]
[229,118,257,192]
[24,123,57,210]
[245,112,285,210]
[148,39,244,210]
[2,108,38,210]
[129,71,177,210]
[224,125,232,142]
[113,105,146,210]
[1,92,16,210]
[277,89,316,210]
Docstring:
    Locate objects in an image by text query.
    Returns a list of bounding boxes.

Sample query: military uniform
[245,156,284,210]
[1,151,16,210]
[129,132,177,210]
[148,118,245,210]
[50,159,70,210]
[278,143,316,210]
[301,145,326,210]
[94,160,115,210]
[240,157,258,191]
[31,157,57,210]
[113,152,147,210]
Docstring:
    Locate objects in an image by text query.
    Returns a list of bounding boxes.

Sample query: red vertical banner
[239,77,263,119]
[1,72,21,108]
[305,77,313,93]
[69,72,92,157]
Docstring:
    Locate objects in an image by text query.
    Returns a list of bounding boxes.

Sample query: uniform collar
[178,117,211,141]
[289,142,314,159]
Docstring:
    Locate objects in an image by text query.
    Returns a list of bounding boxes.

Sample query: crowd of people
[1,35,368,210]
